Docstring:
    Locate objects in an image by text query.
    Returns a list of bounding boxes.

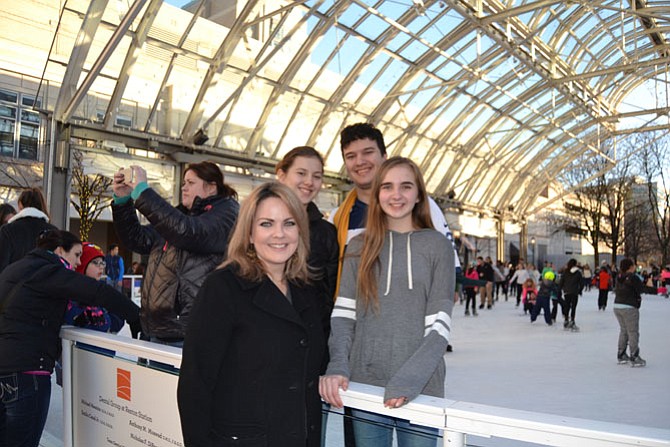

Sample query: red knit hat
[76,242,105,274]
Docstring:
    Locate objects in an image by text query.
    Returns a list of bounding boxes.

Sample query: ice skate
[563,321,579,332]
[630,354,646,367]
[617,352,631,365]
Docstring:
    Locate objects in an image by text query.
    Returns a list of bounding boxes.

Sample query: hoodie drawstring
[407,234,413,290]
[384,232,393,296]
[383,232,413,296]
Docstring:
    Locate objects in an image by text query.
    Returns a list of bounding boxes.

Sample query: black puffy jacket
[112,188,239,340]
[0,249,139,374]
[615,272,643,309]
[560,267,583,295]
[0,208,57,274]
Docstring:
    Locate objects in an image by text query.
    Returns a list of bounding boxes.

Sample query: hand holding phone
[120,167,135,185]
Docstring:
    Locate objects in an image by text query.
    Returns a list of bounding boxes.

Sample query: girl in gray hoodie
[320,157,455,447]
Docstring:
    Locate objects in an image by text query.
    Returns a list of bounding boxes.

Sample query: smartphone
[120,167,134,184]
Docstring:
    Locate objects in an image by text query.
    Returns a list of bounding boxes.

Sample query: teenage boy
[330,123,461,281]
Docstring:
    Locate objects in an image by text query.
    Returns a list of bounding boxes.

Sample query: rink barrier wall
[60,328,670,447]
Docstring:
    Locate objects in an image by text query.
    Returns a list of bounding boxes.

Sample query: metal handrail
[60,328,670,447]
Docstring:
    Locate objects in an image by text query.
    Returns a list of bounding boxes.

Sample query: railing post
[61,337,74,447]
[445,430,465,447]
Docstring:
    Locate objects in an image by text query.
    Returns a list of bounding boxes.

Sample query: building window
[0,89,40,160]
[116,115,132,128]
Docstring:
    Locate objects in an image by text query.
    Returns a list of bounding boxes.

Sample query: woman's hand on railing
[319,374,349,408]
[384,396,408,409]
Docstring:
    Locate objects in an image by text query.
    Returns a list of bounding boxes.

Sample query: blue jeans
[0,373,52,447]
[351,409,438,447]
[530,295,552,324]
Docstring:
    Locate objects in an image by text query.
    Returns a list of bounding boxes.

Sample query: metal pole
[61,338,74,447]
[445,430,465,447]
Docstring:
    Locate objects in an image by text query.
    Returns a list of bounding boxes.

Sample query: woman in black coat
[111,161,239,345]
[0,188,56,274]
[177,182,325,447]
[0,230,140,447]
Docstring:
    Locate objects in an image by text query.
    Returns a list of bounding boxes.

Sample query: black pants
[563,293,579,321]
[550,297,566,321]
[598,289,609,309]
[464,288,477,312]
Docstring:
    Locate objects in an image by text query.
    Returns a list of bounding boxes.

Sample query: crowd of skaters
[457,255,655,367]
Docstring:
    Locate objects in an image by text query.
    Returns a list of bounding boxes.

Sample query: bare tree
[601,142,636,266]
[638,133,670,266]
[624,194,655,263]
[70,150,112,241]
[560,154,610,266]
[0,158,43,202]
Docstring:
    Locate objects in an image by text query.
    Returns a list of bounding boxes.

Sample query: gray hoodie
[327,229,455,402]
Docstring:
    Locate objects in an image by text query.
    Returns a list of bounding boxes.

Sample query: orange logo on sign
[117,368,131,401]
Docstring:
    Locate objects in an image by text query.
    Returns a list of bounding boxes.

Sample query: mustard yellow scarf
[331,189,358,299]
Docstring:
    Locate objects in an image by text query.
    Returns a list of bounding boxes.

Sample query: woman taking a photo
[0,230,140,447]
[320,157,455,447]
[112,161,238,347]
[177,182,325,447]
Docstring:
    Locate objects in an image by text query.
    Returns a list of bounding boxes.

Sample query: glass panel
[0,118,15,157]
[116,116,133,128]
[22,95,41,108]
[19,123,38,160]
[0,89,18,103]
[0,105,16,119]
[21,109,40,124]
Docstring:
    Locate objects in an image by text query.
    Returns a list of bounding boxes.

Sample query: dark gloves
[129,318,143,339]
[72,309,107,328]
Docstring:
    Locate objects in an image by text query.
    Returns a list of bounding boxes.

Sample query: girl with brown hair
[320,157,455,447]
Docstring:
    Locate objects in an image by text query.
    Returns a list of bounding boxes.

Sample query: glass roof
[43,0,670,218]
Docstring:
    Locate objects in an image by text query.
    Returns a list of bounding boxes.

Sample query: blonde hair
[356,157,433,311]
[222,182,311,283]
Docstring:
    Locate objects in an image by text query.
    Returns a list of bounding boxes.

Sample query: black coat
[560,267,583,295]
[177,266,325,447]
[615,272,643,309]
[306,201,338,366]
[0,208,57,274]
[0,249,140,374]
[112,189,239,339]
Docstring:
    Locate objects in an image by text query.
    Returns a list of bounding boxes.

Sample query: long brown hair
[356,157,433,311]
[222,182,310,283]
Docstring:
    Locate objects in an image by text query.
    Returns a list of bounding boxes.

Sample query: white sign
[72,348,183,447]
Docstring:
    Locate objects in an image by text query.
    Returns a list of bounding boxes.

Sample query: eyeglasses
[90,259,106,267]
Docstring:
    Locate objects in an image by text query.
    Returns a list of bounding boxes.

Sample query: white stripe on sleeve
[332,296,356,320]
